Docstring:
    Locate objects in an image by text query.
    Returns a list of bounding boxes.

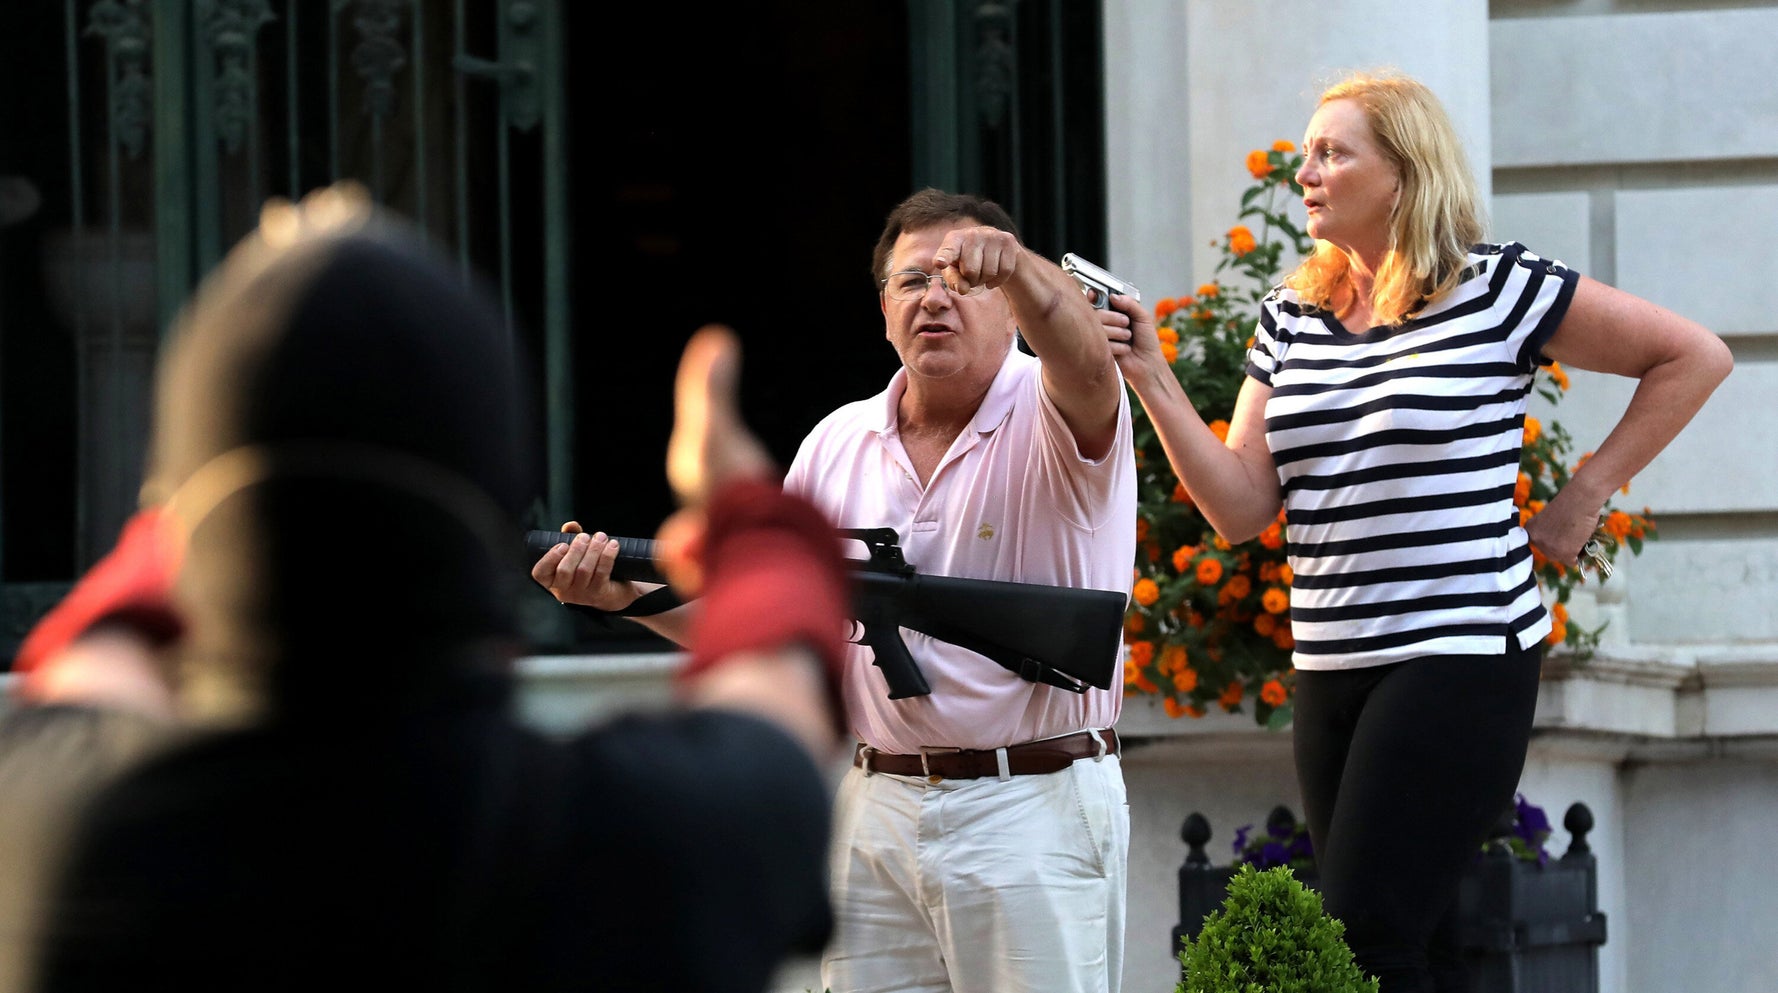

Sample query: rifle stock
[524,528,1126,699]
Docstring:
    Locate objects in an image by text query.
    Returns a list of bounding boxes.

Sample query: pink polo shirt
[783,347,1136,753]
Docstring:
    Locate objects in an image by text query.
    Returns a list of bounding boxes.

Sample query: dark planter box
[1174,803,1607,993]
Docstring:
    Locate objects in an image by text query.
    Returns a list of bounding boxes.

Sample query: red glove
[11,507,186,701]
[674,480,850,728]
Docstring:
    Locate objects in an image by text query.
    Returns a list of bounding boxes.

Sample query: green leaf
[1266,704,1294,731]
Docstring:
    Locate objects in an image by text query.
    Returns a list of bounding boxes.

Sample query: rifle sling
[563,586,685,628]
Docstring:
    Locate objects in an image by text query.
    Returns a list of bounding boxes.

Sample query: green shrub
[1177,863,1378,993]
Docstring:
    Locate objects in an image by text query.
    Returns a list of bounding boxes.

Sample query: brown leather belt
[853,728,1119,782]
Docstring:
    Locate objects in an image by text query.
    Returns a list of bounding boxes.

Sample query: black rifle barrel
[523,530,666,585]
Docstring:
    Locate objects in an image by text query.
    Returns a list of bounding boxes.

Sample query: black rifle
[524,527,1128,700]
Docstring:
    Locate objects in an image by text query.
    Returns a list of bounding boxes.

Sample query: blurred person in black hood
[19,183,850,993]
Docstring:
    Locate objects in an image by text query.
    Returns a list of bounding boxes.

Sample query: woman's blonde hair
[1284,70,1486,326]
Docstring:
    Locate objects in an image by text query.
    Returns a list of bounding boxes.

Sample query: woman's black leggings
[1292,642,1543,993]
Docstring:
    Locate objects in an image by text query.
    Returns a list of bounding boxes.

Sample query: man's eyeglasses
[878,269,990,302]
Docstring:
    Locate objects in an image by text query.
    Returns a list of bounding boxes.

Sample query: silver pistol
[1061,253,1141,310]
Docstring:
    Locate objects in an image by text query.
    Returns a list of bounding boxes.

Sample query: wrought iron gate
[1,0,571,656]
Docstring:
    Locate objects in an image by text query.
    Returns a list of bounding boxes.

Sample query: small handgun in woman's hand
[1062,253,1141,310]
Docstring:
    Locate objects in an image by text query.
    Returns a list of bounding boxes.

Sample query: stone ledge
[513,652,680,735]
[1534,646,1778,740]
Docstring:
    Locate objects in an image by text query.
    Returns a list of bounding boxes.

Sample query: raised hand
[656,325,777,596]
[931,224,1024,296]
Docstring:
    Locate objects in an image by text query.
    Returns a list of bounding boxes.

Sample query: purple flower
[1515,794,1551,835]
[1232,824,1253,858]
[1289,833,1315,861]
[1510,793,1553,866]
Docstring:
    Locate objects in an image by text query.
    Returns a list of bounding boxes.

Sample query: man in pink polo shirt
[534,188,1137,993]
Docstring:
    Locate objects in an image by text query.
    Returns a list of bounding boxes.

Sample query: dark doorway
[552,5,915,648]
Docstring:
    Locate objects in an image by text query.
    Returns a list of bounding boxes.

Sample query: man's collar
[873,346,1029,438]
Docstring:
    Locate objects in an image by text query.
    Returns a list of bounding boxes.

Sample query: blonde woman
[1103,70,1731,992]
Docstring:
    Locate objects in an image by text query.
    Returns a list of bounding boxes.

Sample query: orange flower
[1186,703,1206,718]
[1272,139,1296,153]
[1133,671,1160,694]
[1197,283,1219,298]
[1156,326,1179,345]
[1171,481,1192,504]
[1195,557,1224,586]
[1172,544,1196,572]
[1548,362,1570,391]
[1161,341,1178,363]
[1253,613,1277,637]
[1124,613,1145,635]
[1550,601,1568,625]
[1219,680,1244,710]
[1160,644,1188,675]
[1212,534,1232,551]
[1128,640,1155,667]
[1259,521,1284,550]
[1208,419,1231,442]
[1278,564,1293,585]
[1172,665,1198,694]
[1132,577,1159,607]
[1546,622,1567,646]
[1163,696,1188,719]
[1136,518,1149,542]
[1154,297,1179,320]
[1604,510,1633,540]
[1245,149,1272,179]
[1227,225,1256,256]
[1523,416,1542,446]
[1179,295,1197,309]
[1262,587,1289,614]
[1272,625,1295,650]
[1223,574,1252,601]
[1260,679,1287,706]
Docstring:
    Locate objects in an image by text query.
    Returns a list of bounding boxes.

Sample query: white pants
[820,753,1128,993]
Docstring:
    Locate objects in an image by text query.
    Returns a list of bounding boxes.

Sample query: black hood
[147,187,537,720]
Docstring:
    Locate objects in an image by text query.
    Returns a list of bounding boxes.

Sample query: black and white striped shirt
[1247,242,1578,670]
